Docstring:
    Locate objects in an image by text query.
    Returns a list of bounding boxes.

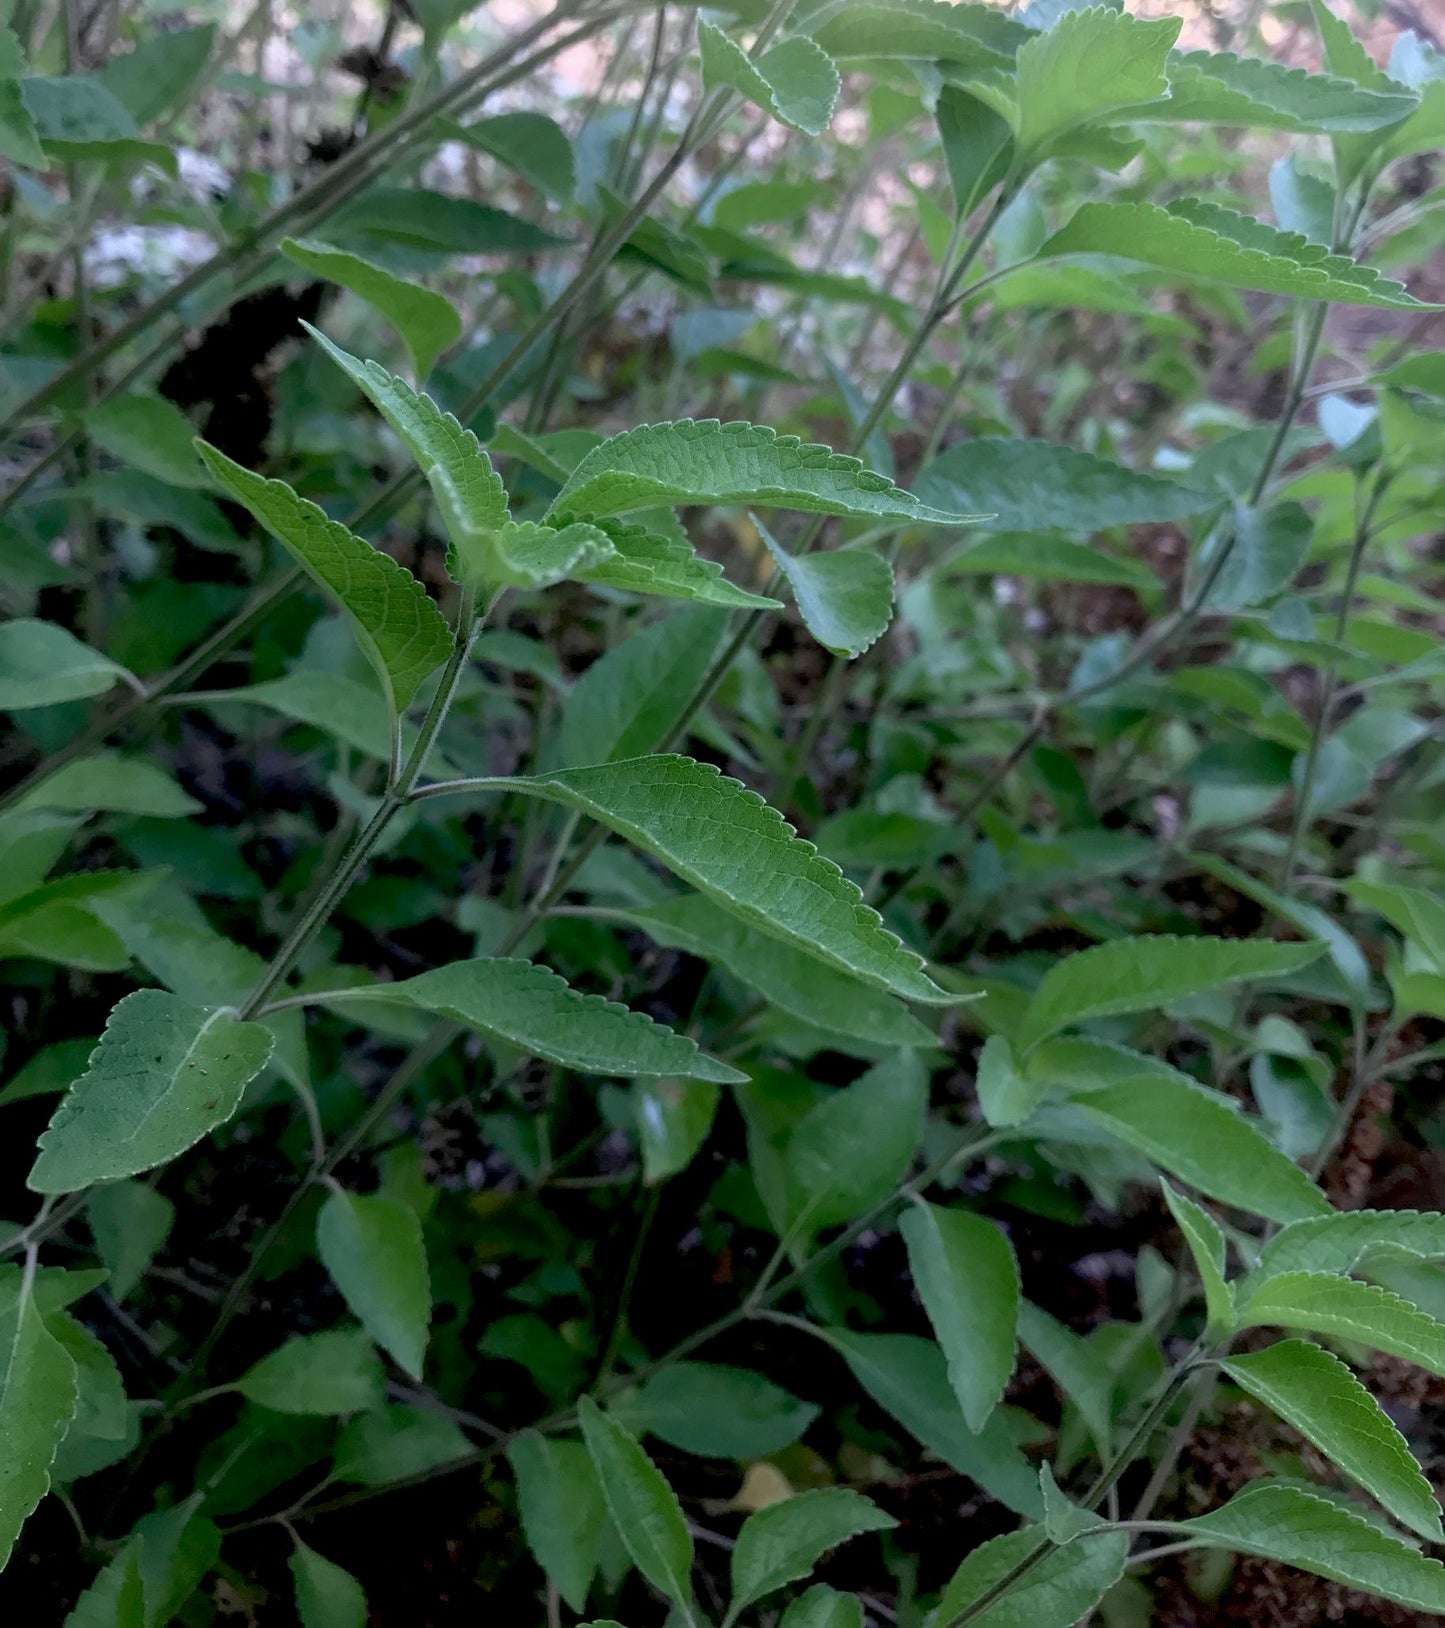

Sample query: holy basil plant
[3,0,1445,1624]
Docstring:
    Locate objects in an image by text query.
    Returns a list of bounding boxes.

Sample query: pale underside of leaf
[698,21,841,136]
[327,955,746,1084]
[1038,200,1439,311]
[581,519,781,609]
[546,419,986,528]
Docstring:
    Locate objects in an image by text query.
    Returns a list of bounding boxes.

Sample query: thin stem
[1277,469,1388,891]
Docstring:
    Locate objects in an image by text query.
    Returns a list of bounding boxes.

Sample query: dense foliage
[3,0,1445,1623]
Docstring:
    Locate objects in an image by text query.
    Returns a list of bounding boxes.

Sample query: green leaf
[626,894,937,1051]
[578,1396,694,1611]
[331,956,745,1084]
[329,187,568,260]
[15,753,200,818]
[290,1541,369,1628]
[1016,1301,1115,1456]
[1013,8,1179,159]
[1237,1272,1445,1377]
[1347,879,1445,969]
[84,1181,174,1302]
[900,1202,1019,1430]
[97,24,215,126]
[632,1362,818,1460]
[779,1585,863,1628]
[0,24,44,167]
[316,1190,430,1381]
[545,420,984,528]
[331,1404,469,1486]
[64,1544,145,1628]
[636,1077,721,1185]
[235,1328,385,1415]
[1034,1042,1330,1223]
[1036,200,1439,310]
[195,440,452,713]
[758,523,893,658]
[483,520,619,590]
[1039,1464,1095,1546]
[0,1272,78,1569]
[948,532,1161,589]
[913,439,1212,533]
[811,1328,1044,1517]
[730,1488,895,1618]
[698,22,841,136]
[976,1035,1044,1128]
[558,607,729,768]
[1200,501,1313,611]
[0,1039,96,1108]
[87,393,205,488]
[1139,48,1420,133]
[21,74,175,169]
[935,1527,1129,1628]
[580,519,781,611]
[0,619,134,710]
[1254,1209,1445,1283]
[1222,1339,1442,1542]
[507,1432,606,1614]
[1183,1482,1445,1611]
[806,0,1031,68]
[1018,934,1324,1048]
[504,756,955,1004]
[785,1053,927,1231]
[937,83,1013,216]
[305,327,510,593]
[1161,1184,1234,1339]
[194,671,392,760]
[281,239,461,381]
[445,110,575,202]
[28,991,275,1194]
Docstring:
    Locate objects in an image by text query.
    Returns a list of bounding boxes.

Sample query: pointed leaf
[487,520,618,589]
[1019,934,1324,1048]
[1161,1184,1234,1338]
[281,239,460,381]
[632,1362,818,1459]
[636,1078,721,1185]
[316,1190,430,1381]
[912,438,1212,533]
[699,22,840,136]
[1037,200,1439,310]
[780,1586,863,1628]
[0,24,44,167]
[28,991,275,1194]
[506,756,955,1003]
[806,0,1030,68]
[1039,1463,1095,1546]
[15,753,200,818]
[900,1202,1019,1430]
[627,895,937,1050]
[445,110,575,202]
[290,1541,368,1628]
[507,1432,605,1614]
[84,1182,174,1303]
[0,1273,78,1569]
[1013,8,1179,158]
[785,1053,927,1230]
[976,1035,1044,1128]
[196,441,452,712]
[0,620,133,710]
[305,327,511,593]
[235,1328,385,1415]
[1255,1209,1445,1284]
[578,1396,694,1610]
[731,1488,895,1615]
[331,1404,469,1486]
[1140,48,1420,133]
[1039,1047,1330,1223]
[1223,1339,1442,1541]
[1184,1482,1445,1610]
[759,524,893,658]
[97,24,215,126]
[332,956,745,1084]
[545,419,984,528]
[88,393,206,488]
[1237,1271,1445,1376]
[581,519,781,610]
[810,1328,1044,1517]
